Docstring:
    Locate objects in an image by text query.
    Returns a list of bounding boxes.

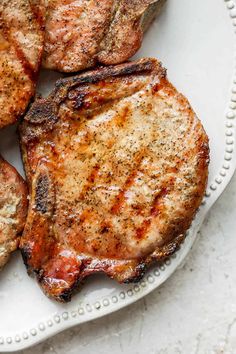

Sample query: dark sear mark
[55,59,157,93]
[25,99,57,125]
[35,174,50,214]
[21,246,30,265]
[20,98,59,143]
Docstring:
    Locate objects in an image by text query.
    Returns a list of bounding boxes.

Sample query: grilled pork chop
[43,0,165,72]
[0,157,28,269]
[0,0,45,129]
[20,58,209,302]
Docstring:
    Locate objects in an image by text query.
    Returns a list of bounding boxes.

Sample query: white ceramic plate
[0,0,236,351]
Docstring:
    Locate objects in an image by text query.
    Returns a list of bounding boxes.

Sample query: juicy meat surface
[0,157,28,269]
[43,0,165,72]
[20,58,209,302]
[0,0,45,129]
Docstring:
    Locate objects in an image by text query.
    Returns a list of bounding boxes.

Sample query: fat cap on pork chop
[20,58,209,302]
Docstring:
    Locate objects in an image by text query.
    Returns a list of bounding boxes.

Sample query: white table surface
[9,171,236,354]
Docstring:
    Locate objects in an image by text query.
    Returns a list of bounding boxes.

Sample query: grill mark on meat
[135,188,168,240]
[35,174,51,214]
[13,43,36,82]
[111,153,145,215]
[111,171,137,215]
[114,105,131,127]
[79,165,100,200]
[135,219,151,241]
[150,188,168,217]
[0,19,36,82]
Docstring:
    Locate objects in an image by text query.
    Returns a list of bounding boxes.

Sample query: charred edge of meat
[123,263,147,284]
[57,290,73,303]
[21,246,33,274]
[35,232,185,302]
[152,233,186,261]
[35,174,51,214]
[40,272,84,303]
[54,59,163,99]
[24,99,57,124]
[124,234,185,284]
[55,264,147,302]
[48,260,94,302]
[21,98,58,143]
[57,277,83,303]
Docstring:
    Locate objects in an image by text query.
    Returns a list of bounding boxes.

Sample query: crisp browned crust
[42,0,165,72]
[0,157,28,269]
[20,58,209,302]
[0,0,45,129]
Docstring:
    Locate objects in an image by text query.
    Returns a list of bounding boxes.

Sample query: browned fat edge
[54,59,159,96]
[20,98,59,144]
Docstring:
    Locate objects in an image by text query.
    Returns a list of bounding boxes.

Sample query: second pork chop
[43,0,166,72]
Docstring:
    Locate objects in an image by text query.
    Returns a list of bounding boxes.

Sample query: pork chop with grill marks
[0,0,45,129]
[20,58,209,302]
[0,157,28,269]
[43,0,166,72]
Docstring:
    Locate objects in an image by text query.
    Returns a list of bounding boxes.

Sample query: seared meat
[20,58,209,302]
[0,157,28,269]
[43,0,166,72]
[0,0,45,129]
